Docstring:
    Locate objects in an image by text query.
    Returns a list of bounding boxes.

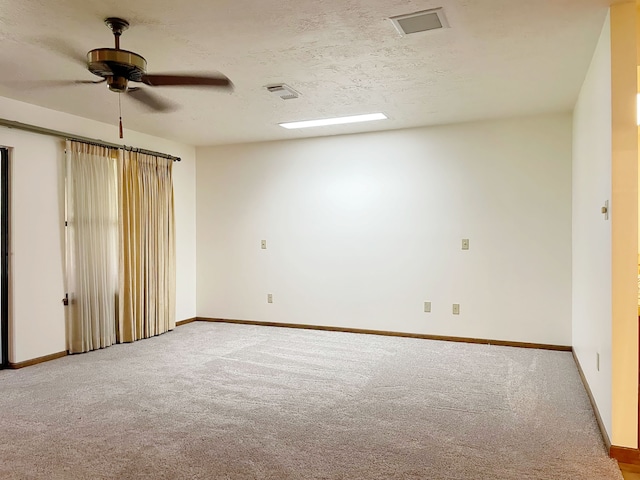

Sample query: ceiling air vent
[265,84,300,100]
[389,7,449,36]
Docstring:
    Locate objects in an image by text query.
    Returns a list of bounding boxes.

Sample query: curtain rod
[0,118,181,162]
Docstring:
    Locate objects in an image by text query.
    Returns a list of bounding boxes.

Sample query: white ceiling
[0,0,618,146]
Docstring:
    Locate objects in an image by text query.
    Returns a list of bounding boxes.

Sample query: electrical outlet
[424,301,431,313]
[452,304,460,315]
[267,294,273,303]
[261,240,267,249]
[596,352,600,371]
[462,239,469,250]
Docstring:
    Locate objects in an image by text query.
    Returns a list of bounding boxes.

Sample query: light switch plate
[267,294,273,303]
[424,301,431,313]
[452,304,460,315]
[261,240,267,249]
[462,239,469,250]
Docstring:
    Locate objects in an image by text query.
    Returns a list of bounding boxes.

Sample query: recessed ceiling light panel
[389,7,449,36]
[279,113,388,129]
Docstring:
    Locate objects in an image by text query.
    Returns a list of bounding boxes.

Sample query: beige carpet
[0,322,623,479]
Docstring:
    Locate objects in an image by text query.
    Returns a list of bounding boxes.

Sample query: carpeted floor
[0,322,623,479]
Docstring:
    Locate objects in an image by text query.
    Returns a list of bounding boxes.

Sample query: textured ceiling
[0,0,618,146]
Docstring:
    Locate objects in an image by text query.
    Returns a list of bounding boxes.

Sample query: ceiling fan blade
[34,37,87,67]
[126,87,175,112]
[76,78,107,84]
[140,73,232,89]
[9,78,105,89]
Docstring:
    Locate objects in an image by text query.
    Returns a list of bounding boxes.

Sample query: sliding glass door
[0,148,8,368]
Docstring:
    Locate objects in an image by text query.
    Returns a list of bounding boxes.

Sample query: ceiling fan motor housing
[87,48,147,92]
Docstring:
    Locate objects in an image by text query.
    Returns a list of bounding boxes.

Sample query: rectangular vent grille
[390,7,449,36]
[266,84,300,100]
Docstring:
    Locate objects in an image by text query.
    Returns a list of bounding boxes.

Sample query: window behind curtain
[64,141,119,354]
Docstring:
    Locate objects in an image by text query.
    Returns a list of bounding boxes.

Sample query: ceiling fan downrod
[104,17,129,50]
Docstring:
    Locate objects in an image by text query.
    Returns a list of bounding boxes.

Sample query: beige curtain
[65,141,119,353]
[118,150,176,342]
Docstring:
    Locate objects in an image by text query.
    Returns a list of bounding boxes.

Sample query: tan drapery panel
[118,151,176,342]
[65,141,119,353]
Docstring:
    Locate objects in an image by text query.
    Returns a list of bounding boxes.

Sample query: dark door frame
[0,147,8,369]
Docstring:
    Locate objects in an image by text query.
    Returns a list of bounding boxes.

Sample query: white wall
[572,13,613,441]
[0,96,197,363]
[196,113,573,345]
[0,128,67,364]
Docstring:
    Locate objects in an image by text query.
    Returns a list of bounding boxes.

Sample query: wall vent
[265,84,300,100]
[389,7,449,36]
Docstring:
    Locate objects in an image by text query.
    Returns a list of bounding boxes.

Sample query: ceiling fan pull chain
[118,92,123,139]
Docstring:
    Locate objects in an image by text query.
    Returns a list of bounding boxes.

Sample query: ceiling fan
[74,17,232,113]
[55,17,233,137]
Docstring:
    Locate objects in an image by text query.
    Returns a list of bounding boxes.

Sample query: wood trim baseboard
[571,349,611,451]
[7,320,197,368]
[8,350,67,369]
[611,446,640,465]
[195,317,572,351]
[176,317,197,327]
[619,462,640,473]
